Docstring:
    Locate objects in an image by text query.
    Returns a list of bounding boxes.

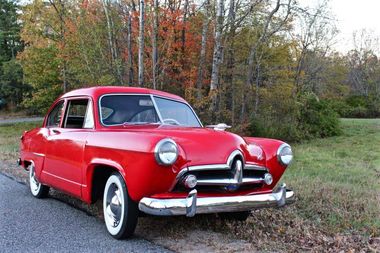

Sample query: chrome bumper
[138,183,295,217]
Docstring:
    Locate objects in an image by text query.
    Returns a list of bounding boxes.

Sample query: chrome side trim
[32,152,45,157]
[139,183,295,216]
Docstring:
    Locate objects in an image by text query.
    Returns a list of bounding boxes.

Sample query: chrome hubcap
[105,184,122,228]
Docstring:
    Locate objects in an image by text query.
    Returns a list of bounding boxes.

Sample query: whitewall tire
[103,172,138,239]
[28,164,49,198]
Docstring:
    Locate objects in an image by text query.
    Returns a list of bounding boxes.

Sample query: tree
[293,0,337,95]
[15,0,346,136]
[0,0,27,109]
[138,0,145,86]
[48,0,69,92]
[0,0,22,61]
[152,0,159,89]
[209,0,224,115]
[242,0,292,121]
[196,0,210,100]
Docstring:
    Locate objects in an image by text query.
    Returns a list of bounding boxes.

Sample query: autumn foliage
[2,0,378,140]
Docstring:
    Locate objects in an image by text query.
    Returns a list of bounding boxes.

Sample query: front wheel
[103,173,138,239]
[28,164,49,198]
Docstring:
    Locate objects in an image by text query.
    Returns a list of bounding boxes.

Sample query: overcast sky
[299,0,380,53]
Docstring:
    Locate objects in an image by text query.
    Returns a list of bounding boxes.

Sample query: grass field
[0,119,379,251]
[0,121,41,161]
[286,118,380,236]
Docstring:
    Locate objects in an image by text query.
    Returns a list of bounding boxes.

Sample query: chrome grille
[172,150,268,193]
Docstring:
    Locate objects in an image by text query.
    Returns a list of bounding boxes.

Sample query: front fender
[82,158,126,203]
[244,137,288,187]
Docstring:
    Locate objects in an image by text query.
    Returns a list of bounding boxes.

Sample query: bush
[334,95,380,118]
[299,94,342,138]
[247,93,342,142]
[325,99,352,117]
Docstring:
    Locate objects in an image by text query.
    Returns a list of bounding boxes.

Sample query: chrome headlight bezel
[277,143,293,166]
[154,138,179,166]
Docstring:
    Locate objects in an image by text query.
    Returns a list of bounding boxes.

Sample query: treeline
[0,0,379,141]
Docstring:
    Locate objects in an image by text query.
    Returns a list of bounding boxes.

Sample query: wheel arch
[23,160,32,170]
[84,159,127,204]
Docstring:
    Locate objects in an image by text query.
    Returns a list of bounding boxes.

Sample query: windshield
[154,97,201,127]
[99,94,201,127]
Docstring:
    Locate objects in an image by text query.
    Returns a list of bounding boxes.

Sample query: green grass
[0,122,42,161]
[284,118,380,236]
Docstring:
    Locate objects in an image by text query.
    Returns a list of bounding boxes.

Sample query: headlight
[154,138,178,165]
[277,143,293,166]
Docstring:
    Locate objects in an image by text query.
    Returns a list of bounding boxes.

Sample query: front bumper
[138,183,295,217]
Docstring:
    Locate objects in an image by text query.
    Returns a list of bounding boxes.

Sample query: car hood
[116,125,264,166]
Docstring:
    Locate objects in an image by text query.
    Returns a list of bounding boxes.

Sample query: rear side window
[46,101,64,127]
[63,99,93,129]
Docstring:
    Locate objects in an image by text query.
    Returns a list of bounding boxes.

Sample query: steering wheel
[162,118,181,125]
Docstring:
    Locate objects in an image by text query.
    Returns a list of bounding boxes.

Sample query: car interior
[64,99,89,128]
[100,95,159,125]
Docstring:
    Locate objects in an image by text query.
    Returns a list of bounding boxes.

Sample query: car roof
[61,86,186,102]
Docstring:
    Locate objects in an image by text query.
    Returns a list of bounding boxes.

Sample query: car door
[43,97,94,198]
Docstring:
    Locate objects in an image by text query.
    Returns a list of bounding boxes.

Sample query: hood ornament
[205,123,231,131]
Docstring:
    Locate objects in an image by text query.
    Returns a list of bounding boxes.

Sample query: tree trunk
[224,0,236,123]
[152,0,159,89]
[102,0,123,84]
[209,0,224,113]
[196,0,210,100]
[138,0,145,86]
[127,10,134,86]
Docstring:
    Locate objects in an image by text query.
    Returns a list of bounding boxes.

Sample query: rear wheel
[103,172,138,239]
[219,211,251,221]
[28,164,49,198]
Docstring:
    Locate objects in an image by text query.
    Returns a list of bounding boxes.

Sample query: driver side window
[46,101,64,127]
[63,99,93,129]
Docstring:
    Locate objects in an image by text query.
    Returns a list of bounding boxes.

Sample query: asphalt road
[0,174,171,253]
[0,117,44,125]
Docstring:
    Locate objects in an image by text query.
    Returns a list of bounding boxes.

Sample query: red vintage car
[19,86,295,239]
